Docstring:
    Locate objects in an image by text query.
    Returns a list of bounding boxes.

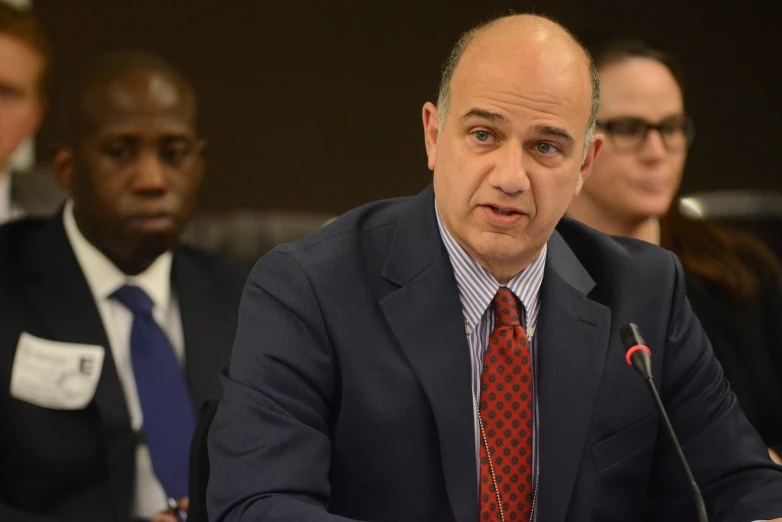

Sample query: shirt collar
[63,199,173,310]
[435,200,547,334]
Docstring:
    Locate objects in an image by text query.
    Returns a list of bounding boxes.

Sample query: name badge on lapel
[10,332,105,410]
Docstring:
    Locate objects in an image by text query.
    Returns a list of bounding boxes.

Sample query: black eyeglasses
[596,115,696,152]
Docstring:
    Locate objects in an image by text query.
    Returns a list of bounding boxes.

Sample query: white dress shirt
[63,199,185,519]
[0,171,24,224]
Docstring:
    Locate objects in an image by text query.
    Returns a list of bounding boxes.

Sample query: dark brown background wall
[32,1,778,214]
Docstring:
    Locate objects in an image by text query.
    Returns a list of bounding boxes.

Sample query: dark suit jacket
[0,213,249,522]
[208,184,782,522]
[685,270,782,455]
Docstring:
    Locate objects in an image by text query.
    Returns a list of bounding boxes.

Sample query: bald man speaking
[208,14,782,522]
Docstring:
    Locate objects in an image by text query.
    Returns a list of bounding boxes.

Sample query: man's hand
[151,497,189,522]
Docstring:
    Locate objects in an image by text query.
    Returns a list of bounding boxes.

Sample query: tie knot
[111,284,154,316]
[491,287,521,327]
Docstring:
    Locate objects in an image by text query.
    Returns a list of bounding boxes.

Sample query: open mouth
[481,205,525,227]
[489,206,520,216]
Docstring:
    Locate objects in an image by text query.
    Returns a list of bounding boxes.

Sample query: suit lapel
[21,213,133,522]
[173,250,231,410]
[379,185,478,522]
[535,231,611,522]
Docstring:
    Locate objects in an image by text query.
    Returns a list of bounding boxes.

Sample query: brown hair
[660,203,780,300]
[0,3,51,93]
[586,37,781,299]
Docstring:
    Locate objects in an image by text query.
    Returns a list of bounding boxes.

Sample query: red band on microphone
[625,344,652,366]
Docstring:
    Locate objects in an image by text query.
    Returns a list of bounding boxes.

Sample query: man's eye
[104,146,132,160]
[473,130,494,142]
[535,142,559,155]
[161,147,188,164]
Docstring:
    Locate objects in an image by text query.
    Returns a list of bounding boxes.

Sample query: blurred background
[24,0,780,216]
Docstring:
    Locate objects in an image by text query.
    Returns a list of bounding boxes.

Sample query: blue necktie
[112,284,195,500]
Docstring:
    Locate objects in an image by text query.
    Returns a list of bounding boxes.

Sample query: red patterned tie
[478,288,534,522]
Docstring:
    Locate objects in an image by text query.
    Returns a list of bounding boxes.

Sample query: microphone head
[620,323,645,351]
[620,323,654,379]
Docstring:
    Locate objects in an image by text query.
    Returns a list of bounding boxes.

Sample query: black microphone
[619,323,708,522]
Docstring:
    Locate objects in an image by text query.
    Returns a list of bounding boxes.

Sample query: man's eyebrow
[533,124,574,147]
[460,108,507,124]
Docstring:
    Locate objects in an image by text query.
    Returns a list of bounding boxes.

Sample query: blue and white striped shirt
[434,202,546,481]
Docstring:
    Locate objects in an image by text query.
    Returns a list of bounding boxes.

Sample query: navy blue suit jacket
[208,184,782,522]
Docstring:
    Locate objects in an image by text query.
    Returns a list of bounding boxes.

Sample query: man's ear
[52,145,75,192]
[422,102,440,171]
[574,133,604,197]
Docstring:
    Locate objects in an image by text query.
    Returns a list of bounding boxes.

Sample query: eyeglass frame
[596,114,696,153]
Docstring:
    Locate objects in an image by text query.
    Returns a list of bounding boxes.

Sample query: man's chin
[129,232,177,261]
[474,233,529,259]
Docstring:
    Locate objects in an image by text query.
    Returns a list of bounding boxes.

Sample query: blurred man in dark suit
[0,3,64,224]
[207,13,782,522]
[0,50,247,522]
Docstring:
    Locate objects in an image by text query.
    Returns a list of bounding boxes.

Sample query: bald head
[436,14,599,150]
[61,50,197,146]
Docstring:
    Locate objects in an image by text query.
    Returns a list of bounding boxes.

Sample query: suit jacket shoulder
[276,192,412,256]
[0,217,47,266]
[555,217,677,290]
[174,243,251,293]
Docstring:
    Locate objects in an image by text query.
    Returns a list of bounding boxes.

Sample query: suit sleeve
[646,252,782,522]
[206,251,364,522]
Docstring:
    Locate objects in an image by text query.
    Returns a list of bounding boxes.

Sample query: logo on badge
[80,357,94,375]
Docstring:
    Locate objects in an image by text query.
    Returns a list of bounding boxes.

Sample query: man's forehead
[450,28,592,129]
[460,28,588,85]
[451,65,591,124]
[104,73,186,110]
[88,73,192,112]
[80,75,196,134]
